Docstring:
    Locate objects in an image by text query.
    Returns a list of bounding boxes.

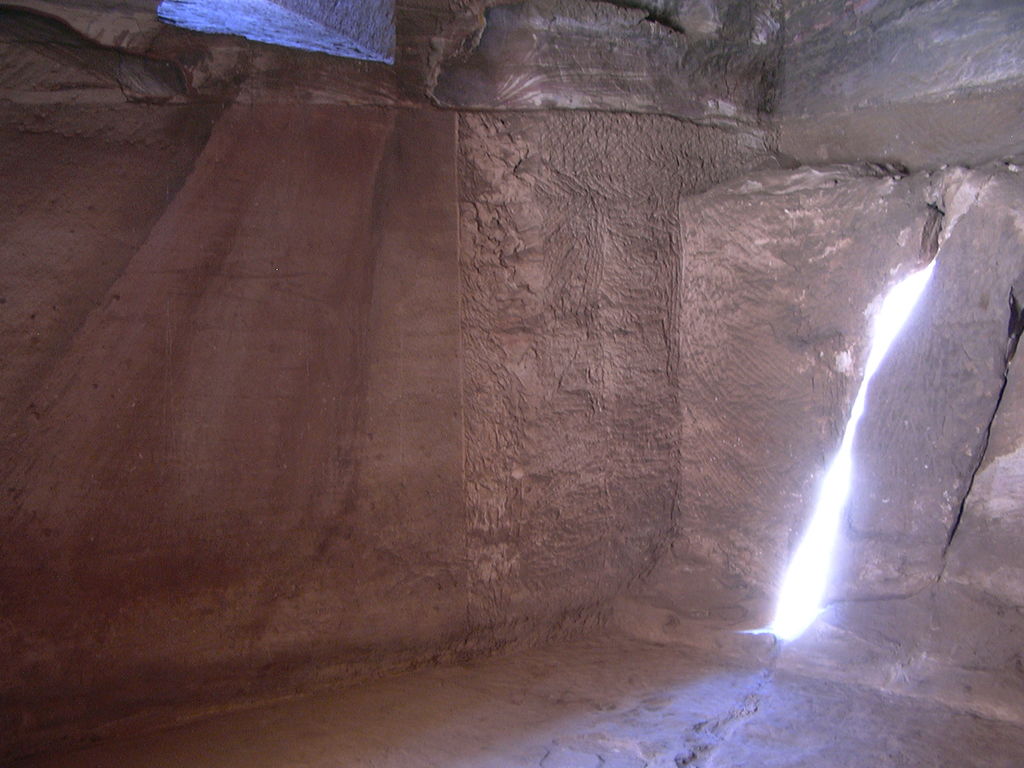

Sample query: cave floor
[14,637,1024,768]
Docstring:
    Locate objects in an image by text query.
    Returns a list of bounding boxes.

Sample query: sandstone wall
[779,0,1024,168]
[614,164,937,640]
[783,169,1024,724]
[1,104,465,756]
[9,0,1024,759]
[0,96,771,757]
[458,110,768,631]
[615,163,1024,726]
[0,1,782,756]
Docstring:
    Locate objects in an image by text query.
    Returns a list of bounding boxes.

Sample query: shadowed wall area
[1,104,464,749]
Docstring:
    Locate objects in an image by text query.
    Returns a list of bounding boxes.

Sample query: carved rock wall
[618,164,1024,726]
[458,111,769,629]
[7,0,1024,758]
[0,98,772,758]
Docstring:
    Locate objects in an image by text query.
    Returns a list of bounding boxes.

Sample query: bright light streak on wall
[769,260,936,642]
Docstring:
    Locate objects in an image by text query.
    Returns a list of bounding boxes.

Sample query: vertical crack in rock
[920,202,944,264]
[1006,279,1024,361]
[941,273,1024,563]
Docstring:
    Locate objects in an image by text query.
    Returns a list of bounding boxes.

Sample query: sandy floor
[12,637,1024,768]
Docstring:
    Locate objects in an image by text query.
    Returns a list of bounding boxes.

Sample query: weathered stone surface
[7,0,1024,760]
[779,0,1024,168]
[14,637,1024,768]
[783,0,1024,116]
[0,8,188,103]
[434,0,781,126]
[614,166,1024,723]
[0,0,784,132]
[273,0,395,60]
[0,101,770,760]
[0,104,217,437]
[1,0,469,104]
[462,144,1024,692]
[458,110,769,627]
[605,0,732,38]
[779,83,1024,172]
[596,164,1024,739]
[947,351,1024,607]
[712,669,1024,768]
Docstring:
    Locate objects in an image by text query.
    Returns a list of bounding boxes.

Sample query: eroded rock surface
[1,0,466,103]
[779,0,1024,168]
[0,104,217,438]
[13,637,1024,768]
[5,0,1024,761]
[458,110,770,630]
[0,97,775,759]
[0,8,188,103]
[435,0,781,125]
[671,165,934,619]
[836,169,1024,599]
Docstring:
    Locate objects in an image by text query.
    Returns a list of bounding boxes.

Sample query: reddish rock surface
[617,164,1024,728]
[5,0,1024,762]
[457,111,769,630]
[1,103,464,755]
[0,97,770,759]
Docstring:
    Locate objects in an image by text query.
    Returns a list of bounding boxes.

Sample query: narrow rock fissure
[940,282,1024,561]
[920,202,944,262]
[1006,282,1024,359]
[826,582,933,607]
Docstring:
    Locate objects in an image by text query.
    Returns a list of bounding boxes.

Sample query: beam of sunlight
[768,260,936,642]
